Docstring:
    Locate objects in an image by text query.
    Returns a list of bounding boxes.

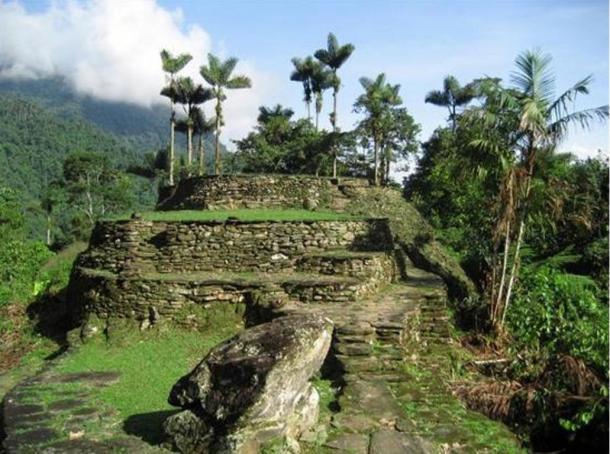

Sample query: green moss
[109,209,360,222]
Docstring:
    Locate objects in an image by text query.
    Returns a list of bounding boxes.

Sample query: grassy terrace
[110,209,360,222]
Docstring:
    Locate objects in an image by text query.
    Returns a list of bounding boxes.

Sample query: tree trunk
[306,101,311,123]
[46,214,52,246]
[215,99,221,175]
[332,89,338,178]
[494,223,512,325]
[187,124,193,168]
[373,134,379,186]
[315,108,319,131]
[169,107,175,186]
[501,218,525,326]
[198,133,205,176]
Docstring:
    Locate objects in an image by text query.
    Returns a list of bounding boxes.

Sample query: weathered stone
[164,314,333,453]
[369,429,432,454]
[324,433,369,452]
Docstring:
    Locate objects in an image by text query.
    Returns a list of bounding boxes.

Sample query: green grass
[109,209,359,222]
[55,326,239,444]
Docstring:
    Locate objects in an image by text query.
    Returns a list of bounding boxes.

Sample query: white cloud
[0,0,270,141]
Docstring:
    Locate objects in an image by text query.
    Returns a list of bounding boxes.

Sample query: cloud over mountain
[0,0,269,143]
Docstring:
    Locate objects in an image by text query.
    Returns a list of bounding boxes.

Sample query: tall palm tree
[310,62,333,131]
[200,53,252,175]
[290,56,316,122]
[175,77,215,168]
[354,73,402,186]
[257,104,294,124]
[160,49,192,185]
[190,107,216,177]
[425,75,477,131]
[470,49,608,330]
[315,33,355,176]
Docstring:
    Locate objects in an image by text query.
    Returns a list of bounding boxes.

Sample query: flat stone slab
[48,399,86,412]
[331,413,378,433]
[324,433,370,452]
[369,429,432,454]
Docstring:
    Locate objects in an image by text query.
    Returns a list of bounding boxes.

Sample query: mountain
[0,77,222,194]
[0,77,170,151]
[0,93,143,198]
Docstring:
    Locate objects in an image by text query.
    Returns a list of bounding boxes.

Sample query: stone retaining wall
[68,267,393,324]
[157,175,369,210]
[77,219,393,275]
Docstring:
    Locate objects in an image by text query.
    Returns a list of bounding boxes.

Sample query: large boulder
[163,314,333,453]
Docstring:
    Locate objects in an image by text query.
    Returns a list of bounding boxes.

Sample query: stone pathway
[275,259,521,453]
[2,369,162,453]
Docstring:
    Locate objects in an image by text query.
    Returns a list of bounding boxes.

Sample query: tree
[191,107,216,177]
[466,49,608,331]
[257,104,294,124]
[310,61,333,131]
[160,49,193,185]
[200,53,252,175]
[425,75,477,130]
[174,77,215,169]
[315,32,355,176]
[354,73,402,185]
[290,56,316,122]
[62,152,134,229]
[378,108,421,184]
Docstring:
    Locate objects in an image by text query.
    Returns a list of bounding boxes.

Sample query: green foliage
[0,187,53,309]
[507,265,608,373]
[0,239,52,309]
[232,112,338,175]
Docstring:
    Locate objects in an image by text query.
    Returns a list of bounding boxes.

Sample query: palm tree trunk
[214,99,221,175]
[187,125,193,167]
[306,101,311,122]
[373,133,379,186]
[494,224,512,325]
[198,133,205,176]
[315,108,319,131]
[501,218,525,326]
[169,113,175,186]
[332,89,338,178]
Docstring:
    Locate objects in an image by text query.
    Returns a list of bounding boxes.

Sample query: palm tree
[257,104,294,124]
[315,32,355,176]
[191,107,216,177]
[200,53,252,175]
[160,49,192,185]
[354,73,402,185]
[175,77,215,168]
[425,75,477,131]
[470,49,608,331]
[310,62,333,131]
[290,56,316,122]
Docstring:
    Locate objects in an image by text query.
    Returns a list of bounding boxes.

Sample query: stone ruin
[4,175,479,453]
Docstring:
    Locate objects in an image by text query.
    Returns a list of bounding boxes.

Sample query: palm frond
[547,105,609,143]
[546,75,593,122]
[226,75,251,89]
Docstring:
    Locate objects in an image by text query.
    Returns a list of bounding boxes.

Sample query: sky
[1,0,608,160]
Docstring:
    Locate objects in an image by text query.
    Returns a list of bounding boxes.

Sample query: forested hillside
[0,77,169,150]
[0,94,141,198]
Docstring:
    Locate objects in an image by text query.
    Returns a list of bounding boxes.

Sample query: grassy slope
[111,208,359,222]
[55,326,240,444]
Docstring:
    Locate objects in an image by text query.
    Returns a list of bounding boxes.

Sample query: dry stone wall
[68,218,397,326]
[77,219,393,275]
[157,175,369,210]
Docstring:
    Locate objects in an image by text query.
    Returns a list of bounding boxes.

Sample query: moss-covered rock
[345,187,477,301]
[163,314,333,453]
